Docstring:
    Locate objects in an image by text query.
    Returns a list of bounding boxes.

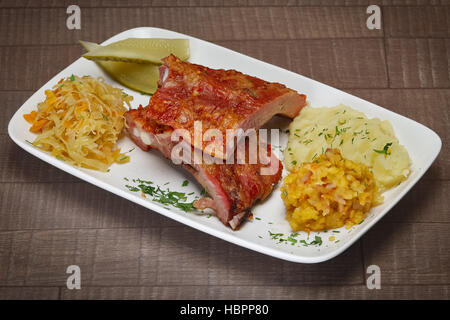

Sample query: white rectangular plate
[8,27,441,263]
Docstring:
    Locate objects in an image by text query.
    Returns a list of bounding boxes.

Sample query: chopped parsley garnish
[134,178,153,184]
[283,233,298,245]
[268,231,284,240]
[287,235,298,245]
[125,178,195,212]
[312,236,323,246]
[373,142,392,157]
[125,185,140,192]
[335,126,341,136]
[69,74,75,82]
[291,160,297,165]
[266,230,325,248]
[299,236,323,247]
[182,180,189,187]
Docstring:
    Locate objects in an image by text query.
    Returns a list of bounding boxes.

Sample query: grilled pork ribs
[125,55,306,229]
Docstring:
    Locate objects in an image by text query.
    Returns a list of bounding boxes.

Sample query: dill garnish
[268,231,284,240]
[299,236,323,247]
[125,178,196,212]
[373,142,392,157]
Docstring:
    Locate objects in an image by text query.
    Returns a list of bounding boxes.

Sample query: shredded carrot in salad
[24,75,133,171]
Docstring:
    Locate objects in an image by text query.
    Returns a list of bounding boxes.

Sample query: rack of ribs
[125,55,307,229]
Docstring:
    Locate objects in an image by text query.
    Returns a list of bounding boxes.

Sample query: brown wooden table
[0,0,449,300]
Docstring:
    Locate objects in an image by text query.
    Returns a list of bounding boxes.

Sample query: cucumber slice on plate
[80,40,160,94]
[82,38,189,64]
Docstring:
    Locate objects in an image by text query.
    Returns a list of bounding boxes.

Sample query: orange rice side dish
[281,149,382,232]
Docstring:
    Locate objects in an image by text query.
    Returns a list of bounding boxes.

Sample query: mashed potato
[284,104,411,192]
[281,149,382,232]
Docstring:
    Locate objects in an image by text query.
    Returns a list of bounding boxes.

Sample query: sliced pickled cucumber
[80,40,159,94]
[82,38,189,64]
